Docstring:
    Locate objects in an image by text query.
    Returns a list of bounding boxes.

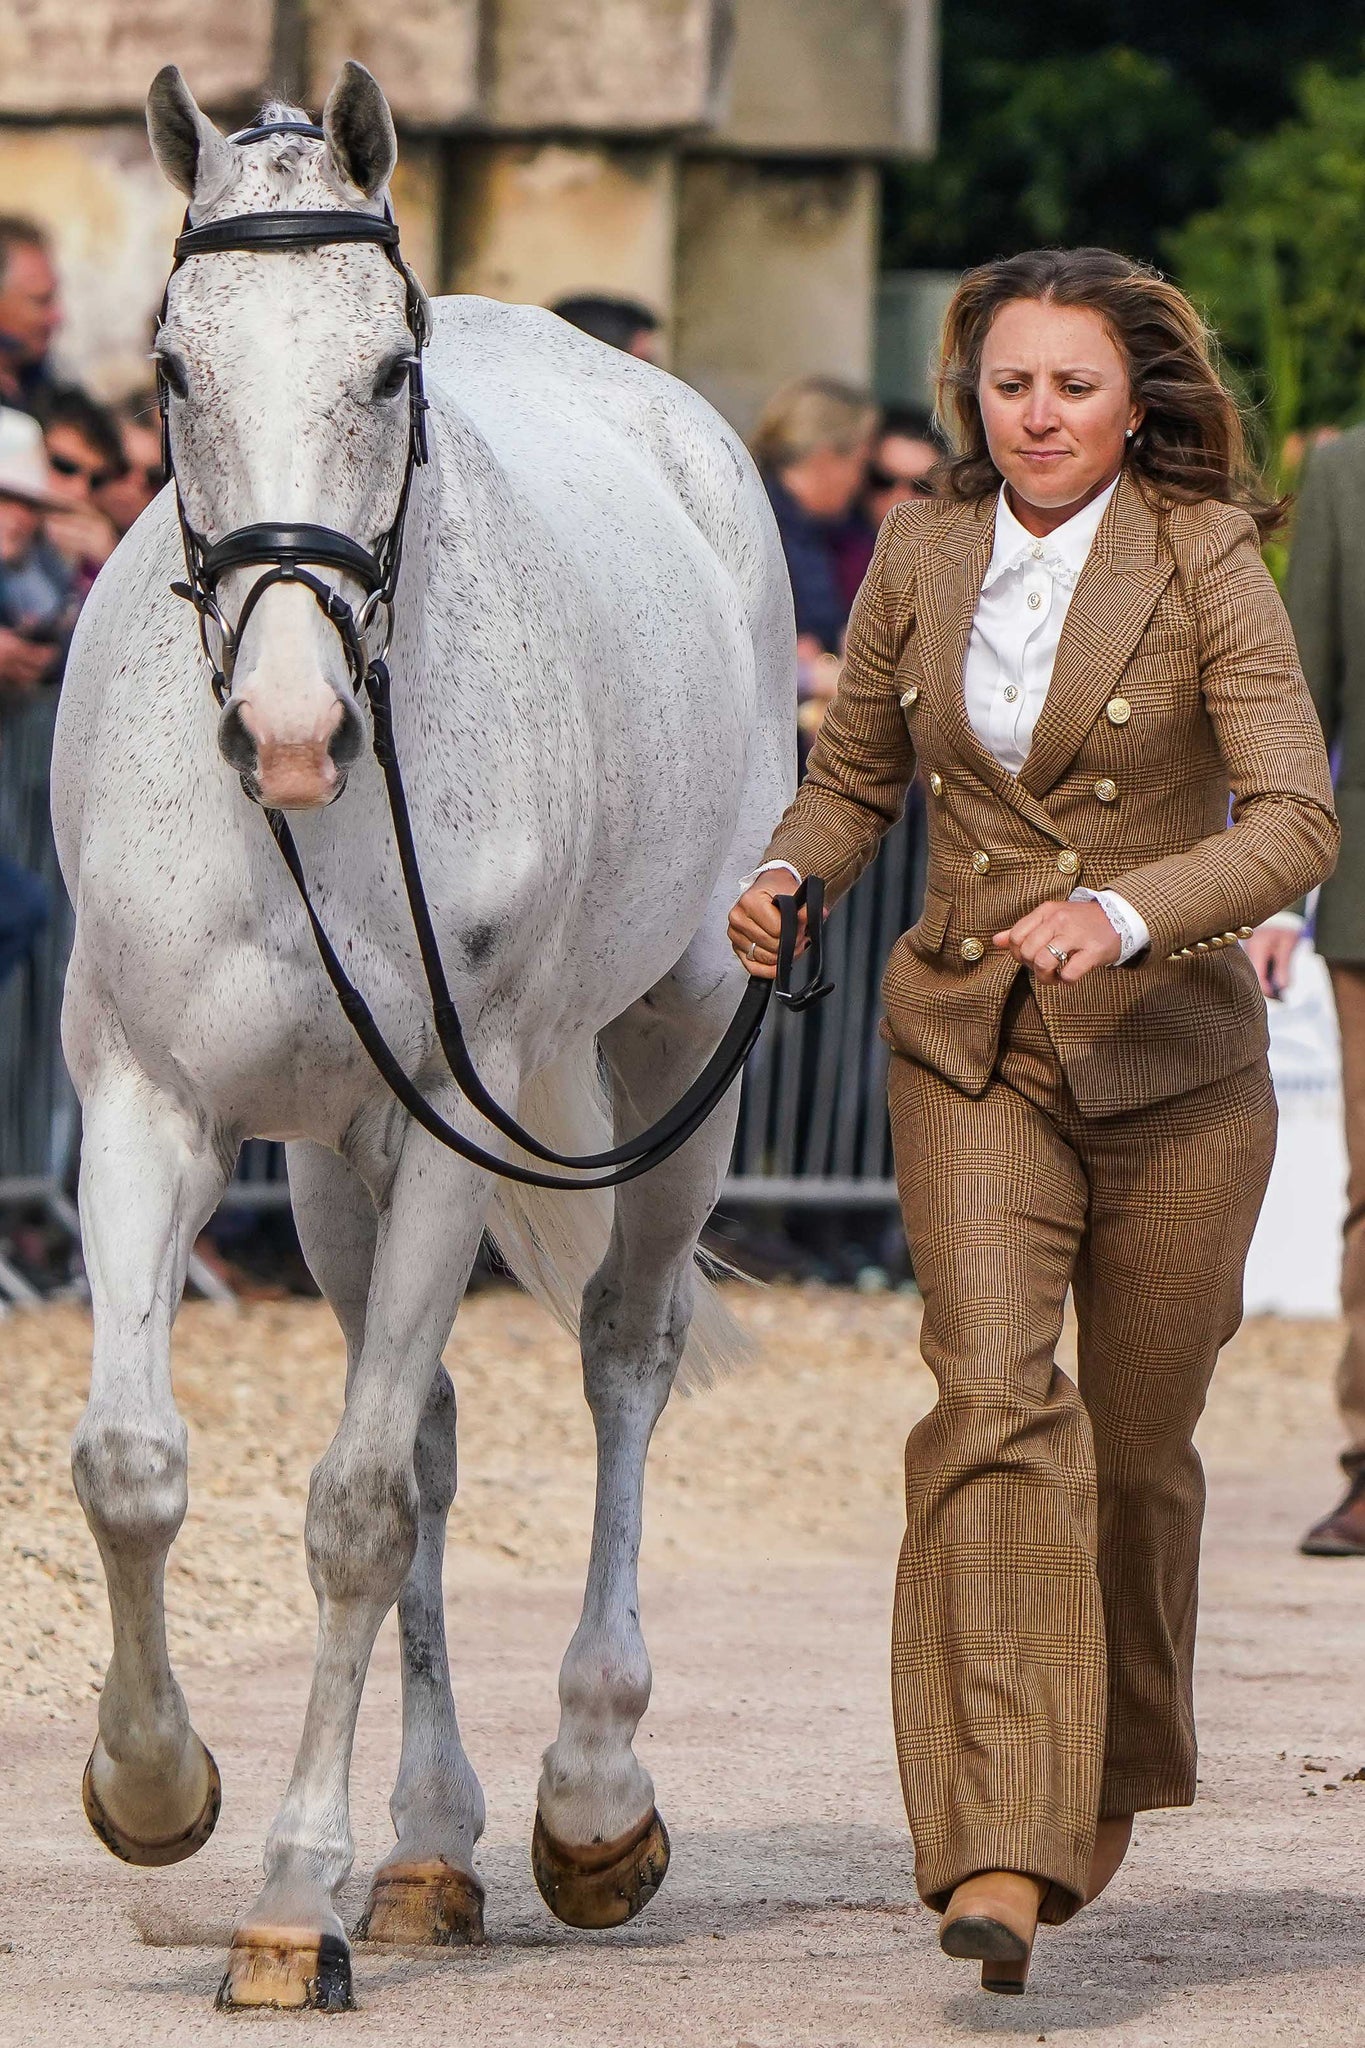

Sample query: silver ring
[747,940,758,960]
[1047,942,1069,966]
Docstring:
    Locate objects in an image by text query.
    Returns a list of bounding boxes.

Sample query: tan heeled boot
[939,1870,1045,1994]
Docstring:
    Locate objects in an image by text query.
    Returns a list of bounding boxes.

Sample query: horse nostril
[218,699,257,776]
[328,698,366,774]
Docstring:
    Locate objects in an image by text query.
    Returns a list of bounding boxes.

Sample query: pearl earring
[1125,428,1135,439]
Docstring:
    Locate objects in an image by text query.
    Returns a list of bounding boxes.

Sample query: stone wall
[706,0,937,157]
[446,142,678,330]
[0,0,273,116]
[673,159,879,433]
[0,0,937,420]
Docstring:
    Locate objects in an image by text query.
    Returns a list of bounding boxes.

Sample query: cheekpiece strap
[174,211,402,261]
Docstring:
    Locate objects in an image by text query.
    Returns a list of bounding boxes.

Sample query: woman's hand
[727,870,805,980]
[1242,924,1299,1001]
[993,899,1121,984]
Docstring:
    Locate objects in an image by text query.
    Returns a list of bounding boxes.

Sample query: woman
[751,377,880,752]
[729,249,1338,1991]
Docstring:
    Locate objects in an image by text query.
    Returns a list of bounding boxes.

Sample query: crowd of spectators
[749,379,940,756]
[0,216,164,998]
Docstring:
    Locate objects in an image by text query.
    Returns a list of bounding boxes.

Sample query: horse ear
[323,61,397,200]
[146,66,235,206]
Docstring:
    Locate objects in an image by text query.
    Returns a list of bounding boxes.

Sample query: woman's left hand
[993,899,1122,984]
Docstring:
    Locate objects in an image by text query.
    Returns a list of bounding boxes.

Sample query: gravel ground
[1,1284,1362,2045]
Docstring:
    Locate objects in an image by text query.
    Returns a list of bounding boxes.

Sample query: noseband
[159,122,430,708]
[159,121,831,1192]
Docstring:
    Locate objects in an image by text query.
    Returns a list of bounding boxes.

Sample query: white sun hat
[0,406,65,508]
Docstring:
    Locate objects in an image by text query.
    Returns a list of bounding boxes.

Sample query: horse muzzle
[219,690,365,811]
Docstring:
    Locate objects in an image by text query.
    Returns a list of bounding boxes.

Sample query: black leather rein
[159,125,832,1191]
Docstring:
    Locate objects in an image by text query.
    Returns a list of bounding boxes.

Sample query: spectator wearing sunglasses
[95,391,166,536]
[864,403,944,528]
[38,384,121,594]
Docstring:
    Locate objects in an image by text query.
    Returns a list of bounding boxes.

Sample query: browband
[175,211,401,262]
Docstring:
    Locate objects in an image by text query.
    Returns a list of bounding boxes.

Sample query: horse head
[146,62,424,810]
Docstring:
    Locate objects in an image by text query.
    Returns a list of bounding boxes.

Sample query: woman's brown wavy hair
[934,247,1285,537]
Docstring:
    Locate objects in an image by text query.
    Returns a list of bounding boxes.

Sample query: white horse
[51,61,794,2011]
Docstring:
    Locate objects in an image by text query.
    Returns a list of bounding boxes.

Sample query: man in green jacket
[1250,427,1365,1553]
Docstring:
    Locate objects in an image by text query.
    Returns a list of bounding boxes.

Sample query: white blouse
[964,481,1147,961]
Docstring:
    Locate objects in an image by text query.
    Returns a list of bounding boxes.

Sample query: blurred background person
[0,850,48,992]
[0,406,64,1079]
[0,406,73,697]
[38,385,121,594]
[95,391,164,537]
[864,403,943,527]
[1248,425,1365,1556]
[550,293,661,363]
[0,218,61,418]
[750,376,880,753]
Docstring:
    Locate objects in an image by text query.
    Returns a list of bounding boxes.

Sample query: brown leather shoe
[1300,1469,1365,1556]
[940,1871,1044,1994]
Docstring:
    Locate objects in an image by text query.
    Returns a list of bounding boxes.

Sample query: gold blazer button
[899,684,919,708]
[928,771,944,796]
[1238,925,1254,939]
[1094,777,1118,803]
[1106,696,1132,725]
[1056,849,1079,875]
[960,936,985,963]
[971,850,991,875]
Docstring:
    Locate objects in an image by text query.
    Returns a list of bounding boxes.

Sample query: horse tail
[483,1040,747,1395]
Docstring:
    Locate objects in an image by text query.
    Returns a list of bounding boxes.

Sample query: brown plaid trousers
[761,473,1337,1917]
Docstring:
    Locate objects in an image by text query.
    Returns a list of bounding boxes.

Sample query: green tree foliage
[885,47,1207,271]
[886,1,1365,273]
[1171,67,1365,440]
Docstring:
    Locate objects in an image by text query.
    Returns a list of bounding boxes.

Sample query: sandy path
[1,1286,1363,2044]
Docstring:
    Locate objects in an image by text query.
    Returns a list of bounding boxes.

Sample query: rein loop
[158,122,831,1189]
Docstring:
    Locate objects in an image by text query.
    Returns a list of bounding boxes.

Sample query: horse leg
[71,1064,230,1866]
[287,1140,487,1949]
[534,978,741,1928]
[220,1122,491,2011]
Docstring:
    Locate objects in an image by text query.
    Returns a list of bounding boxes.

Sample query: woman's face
[978,298,1141,518]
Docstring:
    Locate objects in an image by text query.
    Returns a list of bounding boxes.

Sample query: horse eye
[373,355,410,403]
[155,350,189,401]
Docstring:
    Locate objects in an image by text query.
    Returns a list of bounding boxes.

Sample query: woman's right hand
[727,870,806,980]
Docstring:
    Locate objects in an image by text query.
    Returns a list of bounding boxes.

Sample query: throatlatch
[158,120,832,1191]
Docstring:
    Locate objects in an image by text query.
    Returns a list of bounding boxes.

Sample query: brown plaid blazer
[763,470,1339,1113]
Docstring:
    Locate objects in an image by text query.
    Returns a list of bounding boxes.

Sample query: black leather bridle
[158,120,831,1192]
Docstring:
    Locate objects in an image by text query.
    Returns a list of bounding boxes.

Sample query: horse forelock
[199,100,382,220]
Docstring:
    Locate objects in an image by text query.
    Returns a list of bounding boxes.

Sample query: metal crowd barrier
[2,697,921,1299]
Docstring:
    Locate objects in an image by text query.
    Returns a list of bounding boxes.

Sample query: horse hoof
[81,1736,221,1868]
[215,1928,353,2012]
[531,1807,670,1928]
[354,1858,486,1946]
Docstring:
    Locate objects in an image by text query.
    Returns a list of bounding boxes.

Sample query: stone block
[445,139,676,330]
[673,155,879,434]
[0,0,274,116]
[488,0,728,134]
[705,0,938,158]
[308,0,481,129]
